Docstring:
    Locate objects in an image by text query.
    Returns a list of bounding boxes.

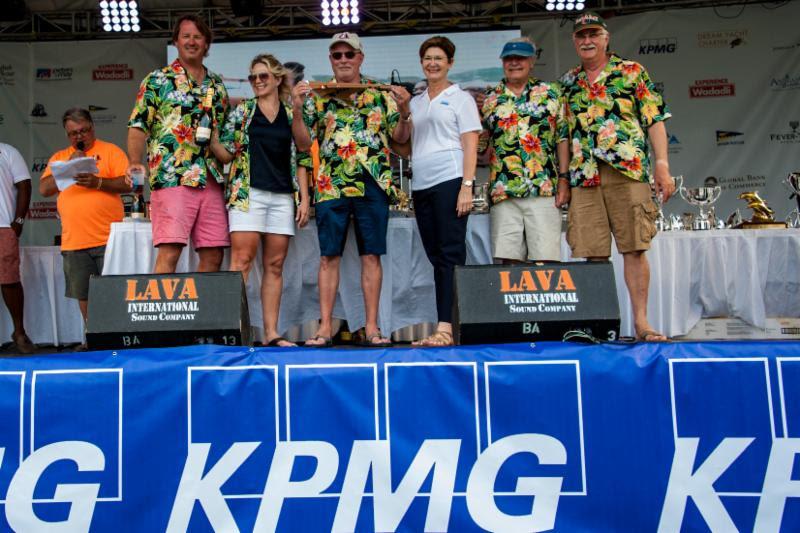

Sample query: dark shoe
[11,333,35,355]
[304,335,333,348]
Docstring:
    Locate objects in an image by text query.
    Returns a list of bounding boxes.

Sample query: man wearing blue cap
[481,37,565,264]
[557,12,675,342]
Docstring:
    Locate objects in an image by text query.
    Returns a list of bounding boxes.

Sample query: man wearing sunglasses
[291,32,411,347]
[39,108,131,338]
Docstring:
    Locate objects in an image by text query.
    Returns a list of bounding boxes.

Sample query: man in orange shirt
[40,108,132,328]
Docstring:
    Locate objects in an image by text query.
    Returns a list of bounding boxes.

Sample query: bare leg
[361,254,389,343]
[78,299,89,323]
[306,255,340,345]
[229,232,260,282]
[623,250,665,341]
[197,246,224,273]
[2,282,28,341]
[261,233,292,346]
[153,244,184,274]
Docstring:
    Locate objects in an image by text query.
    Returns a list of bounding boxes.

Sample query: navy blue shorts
[315,177,389,257]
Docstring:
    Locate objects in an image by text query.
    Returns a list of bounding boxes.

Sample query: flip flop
[304,335,333,348]
[636,329,669,342]
[357,332,392,348]
[266,337,296,347]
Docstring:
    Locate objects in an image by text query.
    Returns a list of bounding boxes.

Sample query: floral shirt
[560,54,670,187]
[128,59,229,191]
[302,77,400,204]
[481,78,565,204]
[219,98,312,211]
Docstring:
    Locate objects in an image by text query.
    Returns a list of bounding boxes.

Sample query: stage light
[322,0,359,26]
[99,0,140,32]
[545,0,585,10]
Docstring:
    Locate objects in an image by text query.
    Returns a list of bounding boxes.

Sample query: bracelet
[655,160,669,167]
[558,172,569,179]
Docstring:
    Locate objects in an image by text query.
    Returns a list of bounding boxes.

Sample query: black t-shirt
[248,104,293,193]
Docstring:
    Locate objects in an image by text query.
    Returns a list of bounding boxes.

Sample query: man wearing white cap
[557,12,675,342]
[481,36,565,264]
[291,32,411,347]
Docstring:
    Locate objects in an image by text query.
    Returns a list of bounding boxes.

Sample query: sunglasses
[330,51,358,60]
[247,72,271,84]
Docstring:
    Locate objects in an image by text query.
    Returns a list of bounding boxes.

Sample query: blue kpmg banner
[1,341,800,531]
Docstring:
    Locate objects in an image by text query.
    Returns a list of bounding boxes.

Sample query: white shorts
[228,188,295,235]
[490,196,561,261]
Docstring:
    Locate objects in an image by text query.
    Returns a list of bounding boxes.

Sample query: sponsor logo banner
[668,134,682,154]
[716,174,767,191]
[638,37,677,54]
[689,78,735,98]
[770,73,800,91]
[696,29,748,48]
[88,105,117,124]
[35,67,73,81]
[27,201,58,219]
[0,64,14,86]
[769,121,800,144]
[26,105,56,125]
[30,157,49,173]
[92,63,134,81]
[0,342,799,531]
[716,130,744,146]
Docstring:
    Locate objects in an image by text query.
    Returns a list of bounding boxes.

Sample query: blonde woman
[210,54,311,347]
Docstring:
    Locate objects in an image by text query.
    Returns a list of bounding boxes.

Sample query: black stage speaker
[453,262,620,344]
[86,272,250,350]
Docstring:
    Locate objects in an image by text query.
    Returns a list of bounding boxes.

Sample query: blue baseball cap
[500,41,536,59]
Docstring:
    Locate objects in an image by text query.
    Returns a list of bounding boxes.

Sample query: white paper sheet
[49,157,99,191]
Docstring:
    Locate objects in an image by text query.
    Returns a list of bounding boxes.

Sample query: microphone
[76,140,85,151]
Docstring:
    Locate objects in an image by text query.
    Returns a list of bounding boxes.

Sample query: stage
[0,340,798,531]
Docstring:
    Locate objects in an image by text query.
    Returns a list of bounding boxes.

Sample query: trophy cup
[679,182,722,230]
[655,175,682,231]
[785,172,800,228]
[735,191,786,229]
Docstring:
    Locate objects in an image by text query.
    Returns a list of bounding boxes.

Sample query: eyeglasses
[330,51,358,60]
[422,55,448,62]
[67,127,92,137]
[248,72,271,84]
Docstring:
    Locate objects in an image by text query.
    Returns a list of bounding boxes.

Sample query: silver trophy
[679,183,722,230]
[785,172,800,228]
[655,175,683,231]
[471,183,489,214]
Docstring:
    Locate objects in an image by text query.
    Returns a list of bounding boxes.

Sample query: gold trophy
[735,191,787,229]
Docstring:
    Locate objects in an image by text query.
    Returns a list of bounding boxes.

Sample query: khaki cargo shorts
[566,162,658,258]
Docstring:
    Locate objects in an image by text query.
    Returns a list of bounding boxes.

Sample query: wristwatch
[558,172,569,180]
[13,217,24,225]
[462,179,474,188]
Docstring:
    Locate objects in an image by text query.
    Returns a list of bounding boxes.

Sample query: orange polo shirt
[42,139,128,251]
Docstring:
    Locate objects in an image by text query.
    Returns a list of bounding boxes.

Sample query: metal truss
[0,0,792,41]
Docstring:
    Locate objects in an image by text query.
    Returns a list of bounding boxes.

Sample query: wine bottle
[195,87,214,146]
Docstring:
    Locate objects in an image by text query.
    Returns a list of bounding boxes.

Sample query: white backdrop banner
[0,38,164,245]
[1,2,799,245]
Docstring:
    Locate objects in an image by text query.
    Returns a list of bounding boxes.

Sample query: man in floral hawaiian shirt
[482,37,565,263]
[556,12,676,342]
[127,14,230,274]
[291,32,411,347]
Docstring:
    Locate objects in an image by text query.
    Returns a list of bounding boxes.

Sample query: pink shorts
[0,228,21,284]
[150,179,230,250]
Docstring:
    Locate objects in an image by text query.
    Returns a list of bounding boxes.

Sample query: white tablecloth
[0,247,83,345]
[102,221,800,340]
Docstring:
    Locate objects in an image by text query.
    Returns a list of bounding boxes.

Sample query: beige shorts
[566,162,658,258]
[490,196,561,262]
